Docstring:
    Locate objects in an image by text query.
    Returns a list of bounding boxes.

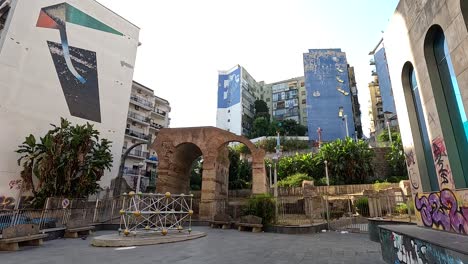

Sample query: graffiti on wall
[380,229,466,264]
[36,3,124,123]
[415,189,468,234]
[8,179,22,190]
[0,195,15,209]
[405,149,419,190]
[431,137,452,186]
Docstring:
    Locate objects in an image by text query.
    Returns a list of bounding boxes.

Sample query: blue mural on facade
[375,47,397,115]
[217,67,241,108]
[303,49,356,141]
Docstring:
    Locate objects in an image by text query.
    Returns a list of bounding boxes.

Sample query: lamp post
[135,162,144,193]
[343,115,349,138]
[387,120,392,144]
[324,160,330,230]
[272,154,279,221]
[268,164,272,188]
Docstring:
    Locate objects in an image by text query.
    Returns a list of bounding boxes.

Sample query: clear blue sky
[98,0,400,136]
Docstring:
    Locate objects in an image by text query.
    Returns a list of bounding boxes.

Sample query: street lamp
[324,160,330,230]
[268,164,272,188]
[272,154,279,221]
[135,162,144,193]
[338,108,349,138]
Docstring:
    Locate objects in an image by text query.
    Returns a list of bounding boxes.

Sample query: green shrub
[373,181,392,191]
[277,173,312,187]
[355,197,369,217]
[387,176,408,183]
[242,193,276,225]
[395,203,408,214]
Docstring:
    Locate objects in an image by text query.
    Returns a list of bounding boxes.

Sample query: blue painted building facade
[374,47,396,115]
[303,49,356,141]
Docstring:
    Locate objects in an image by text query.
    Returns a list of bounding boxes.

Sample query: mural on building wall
[380,229,467,264]
[414,189,468,234]
[431,137,453,187]
[217,67,241,109]
[36,3,124,123]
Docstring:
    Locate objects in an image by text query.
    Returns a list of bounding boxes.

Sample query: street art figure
[36,3,123,122]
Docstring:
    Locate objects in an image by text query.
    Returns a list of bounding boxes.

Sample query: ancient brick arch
[152,127,267,220]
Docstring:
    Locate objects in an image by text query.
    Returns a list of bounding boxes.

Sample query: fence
[273,192,415,232]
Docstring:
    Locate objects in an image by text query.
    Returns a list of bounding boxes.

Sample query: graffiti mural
[0,195,15,209]
[380,229,467,264]
[415,189,468,234]
[36,3,123,123]
[405,149,420,190]
[431,137,452,187]
[8,179,22,190]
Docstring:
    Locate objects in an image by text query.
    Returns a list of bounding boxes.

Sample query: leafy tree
[270,119,307,137]
[228,148,252,189]
[313,138,375,185]
[254,99,270,120]
[386,134,408,177]
[377,129,400,143]
[255,137,310,153]
[190,157,203,190]
[16,118,113,207]
[251,117,270,138]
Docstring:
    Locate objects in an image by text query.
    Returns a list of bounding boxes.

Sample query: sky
[98,0,400,136]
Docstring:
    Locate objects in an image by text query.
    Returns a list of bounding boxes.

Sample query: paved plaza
[0,227,385,264]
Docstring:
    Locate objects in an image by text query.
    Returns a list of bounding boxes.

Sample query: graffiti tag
[9,179,22,190]
[432,138,450,185]
[415,189,468,234]
[0,196,15,209]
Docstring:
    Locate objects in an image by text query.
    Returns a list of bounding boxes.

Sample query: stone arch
[152,127,267,220]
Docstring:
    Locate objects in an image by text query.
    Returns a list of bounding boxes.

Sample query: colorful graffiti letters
[432,137,451,185]
[415,189,468,234]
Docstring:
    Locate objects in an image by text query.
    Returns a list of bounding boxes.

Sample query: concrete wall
[0,0,139,203]
[384,0,468,234]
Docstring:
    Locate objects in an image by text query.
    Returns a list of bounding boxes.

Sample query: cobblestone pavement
[0,227,385,264]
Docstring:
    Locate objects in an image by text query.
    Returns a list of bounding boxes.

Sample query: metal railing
[130,94,154,109]
[125,129,150,141]
[127,149,149,158]
[128,111,150,123]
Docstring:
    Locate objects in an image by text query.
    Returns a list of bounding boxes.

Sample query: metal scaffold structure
[119,192,193,236]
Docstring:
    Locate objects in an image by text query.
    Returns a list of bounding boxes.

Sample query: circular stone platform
[91,231,206,247]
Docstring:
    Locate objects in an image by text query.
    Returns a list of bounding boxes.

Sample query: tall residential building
[268,77,307,127]
[123,81,171,192]
[303,49,358,141]
[348,66,363,139]
[216,65,269,136]
[369,39,398,134]
[368,76,382,135]
[216,65,308,136]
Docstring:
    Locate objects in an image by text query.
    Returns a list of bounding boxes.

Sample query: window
[266,98,270,102]
[403,62,438,191]
[302,99,306,104]
[301,91,306,96]
[424,25,468,187]
[135,105,140,110]
[228,119,230,122]
[300,82,305,87]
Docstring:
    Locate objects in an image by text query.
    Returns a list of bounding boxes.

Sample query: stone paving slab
[0,227,385,264]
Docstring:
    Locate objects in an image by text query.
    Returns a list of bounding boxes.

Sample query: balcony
[150,122,164,131]
[125,129,150,142]
[124,149,149,160]
[370,59,375,65]
[152,108,167,118]
[127,111,150,125]
[371,70,378,76]
[130,94,154,110]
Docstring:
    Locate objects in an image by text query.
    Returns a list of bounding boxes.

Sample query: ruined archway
[152,127,267,220]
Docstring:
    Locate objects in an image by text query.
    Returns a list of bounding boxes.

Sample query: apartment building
[123,81,170,192]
